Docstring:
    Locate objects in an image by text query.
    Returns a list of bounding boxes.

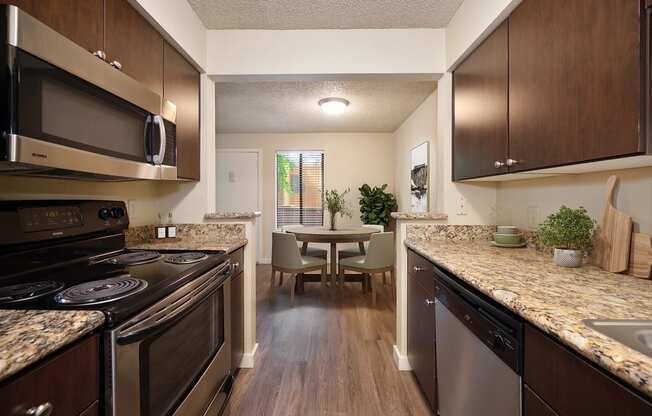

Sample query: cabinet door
[453,19,508,180]
[104,0,164,96]
[407,274,437,412]
[0,334,99,416]
[524,385,558,416]
[509,0,643,172]
[164,41,201,180]
[231,271,244,373]
[1,0,104,53]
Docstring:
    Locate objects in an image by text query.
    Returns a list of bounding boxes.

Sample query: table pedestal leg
[330,242,337,288]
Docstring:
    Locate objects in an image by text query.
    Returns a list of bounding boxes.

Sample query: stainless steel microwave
[0,5,177,181]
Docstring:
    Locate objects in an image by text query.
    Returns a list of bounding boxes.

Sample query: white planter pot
[553,248,583,268]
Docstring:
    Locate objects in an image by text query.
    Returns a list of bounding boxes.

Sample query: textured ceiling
[188,0,464,29]
[215,80,436,133]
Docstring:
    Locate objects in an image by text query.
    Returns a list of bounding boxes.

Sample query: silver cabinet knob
[25,403,53,416]
[494,160,505,169]
[413,266,428,272]
[93,50,106,61]
[424,299,435,306]
[506,158,519,167]
[110,60,122,70]
[233,262,240,269]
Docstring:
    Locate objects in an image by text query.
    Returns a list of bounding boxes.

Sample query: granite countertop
[405,239,652,398]
[0,310,105,382]
[128,238,247,254]
[391,212,448,220]
[205,211,261,220]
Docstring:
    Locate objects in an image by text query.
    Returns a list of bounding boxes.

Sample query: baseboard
[239,343,259,368]
[393,344,412,371]
[258,257,271,265]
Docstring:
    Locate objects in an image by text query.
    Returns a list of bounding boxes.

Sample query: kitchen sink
[583,320,652,359]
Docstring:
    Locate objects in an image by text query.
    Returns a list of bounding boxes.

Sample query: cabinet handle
[25,403,53,416]
[233,262,240,269]
[494,160,505,169]
[93,50,107,61]
[425,299,435,306]
[505,158,519,167]
[110,60,123,70]
[413,266,428,272]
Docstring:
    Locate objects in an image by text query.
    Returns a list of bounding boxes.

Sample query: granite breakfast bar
[405,238,652,399]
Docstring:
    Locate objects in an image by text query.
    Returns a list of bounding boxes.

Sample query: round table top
[286,226,379,242]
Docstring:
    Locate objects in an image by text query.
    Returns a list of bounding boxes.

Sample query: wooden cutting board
[593,175,632,273]
[628,233,652,279]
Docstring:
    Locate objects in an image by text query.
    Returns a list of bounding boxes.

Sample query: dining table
[286,226,381,287]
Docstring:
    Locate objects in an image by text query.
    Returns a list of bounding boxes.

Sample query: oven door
[108,262,232,416]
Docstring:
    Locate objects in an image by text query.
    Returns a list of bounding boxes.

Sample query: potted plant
[358,184,397,230]
[536,206,597,268]
[324,188,352,230]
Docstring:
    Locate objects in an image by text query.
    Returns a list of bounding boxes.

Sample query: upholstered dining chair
[271,232,327,305]
[338,232,394,306]
[281,225,328,259]
[338,224,386,287]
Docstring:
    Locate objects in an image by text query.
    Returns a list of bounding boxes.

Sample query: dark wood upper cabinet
[104,0,164,97]
[508,0,643,172]
[0,0,104,53]
[453,20,509,180]
[407,250,437,413]
[164,41,201,181]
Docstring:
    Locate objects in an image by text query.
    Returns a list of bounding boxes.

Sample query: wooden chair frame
[271,264,328,304]
[337,264,395,306]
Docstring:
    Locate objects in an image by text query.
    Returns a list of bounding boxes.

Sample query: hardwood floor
[228,265,432,416]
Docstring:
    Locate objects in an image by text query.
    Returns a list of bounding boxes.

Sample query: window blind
[276,151,324,229]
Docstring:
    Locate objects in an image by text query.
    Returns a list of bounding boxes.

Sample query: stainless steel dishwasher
[434,266,523,416]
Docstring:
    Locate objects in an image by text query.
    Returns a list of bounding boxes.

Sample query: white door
[216,150,261,262]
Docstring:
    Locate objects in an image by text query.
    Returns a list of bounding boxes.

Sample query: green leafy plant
[324,188,352,230]
[276,154,296,196]
[358,184,397,228]
[536,206,597,252]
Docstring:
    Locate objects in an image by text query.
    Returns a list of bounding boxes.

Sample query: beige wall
[393,91,438,211]
[0,176,161,226]
[497,167,652,234]
[217,132,395,260]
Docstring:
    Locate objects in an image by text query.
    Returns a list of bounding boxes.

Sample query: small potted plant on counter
[537,205,597,268]
[358,184,397,230]
[324,188,352,231]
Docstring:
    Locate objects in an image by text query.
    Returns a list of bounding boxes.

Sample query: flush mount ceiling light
[318,97,350,115]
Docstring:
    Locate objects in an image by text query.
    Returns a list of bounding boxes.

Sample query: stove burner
[54,276,148,305]
[165,252,208,264]
[0,281,65,304]
[108,251,162,266]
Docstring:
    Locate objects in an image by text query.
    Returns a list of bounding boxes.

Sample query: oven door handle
[117,263,232,344]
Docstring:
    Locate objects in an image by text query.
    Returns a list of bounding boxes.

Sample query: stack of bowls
[492,226,526,248]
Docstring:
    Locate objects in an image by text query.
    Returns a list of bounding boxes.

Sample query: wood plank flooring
[228,265,431,416]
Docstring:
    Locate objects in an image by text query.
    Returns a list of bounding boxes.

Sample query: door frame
[215,148,263,263]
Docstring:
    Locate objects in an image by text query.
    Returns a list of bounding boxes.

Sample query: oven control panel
[18,206,83,233]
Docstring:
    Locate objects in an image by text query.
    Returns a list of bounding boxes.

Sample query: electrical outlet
[527,206,540,229]
[457,196,468,216]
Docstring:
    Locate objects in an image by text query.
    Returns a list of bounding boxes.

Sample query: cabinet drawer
[524,384,558,416]
[0,334,100,416]
[407,249,435,297]
[524,324,652,415]
[230,247,244,276]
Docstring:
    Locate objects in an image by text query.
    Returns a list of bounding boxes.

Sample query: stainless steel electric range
[0,200,234,416]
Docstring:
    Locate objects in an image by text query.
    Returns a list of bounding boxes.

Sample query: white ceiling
[215,80,436,134]
[188,0,464,30]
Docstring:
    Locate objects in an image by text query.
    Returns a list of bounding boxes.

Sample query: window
[276,151,324,229]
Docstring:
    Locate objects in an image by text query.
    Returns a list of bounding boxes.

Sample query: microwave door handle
[144,115,153,163]
[152,115,166,165]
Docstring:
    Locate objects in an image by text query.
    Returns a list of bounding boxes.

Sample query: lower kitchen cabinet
[407,249,437,412]
[524,324,652,415]
[524,385,558,416]
[0,334,100,416]
[230,248,244,373]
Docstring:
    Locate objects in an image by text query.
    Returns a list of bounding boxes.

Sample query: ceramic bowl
[496,226,519,234]
[493,233,524,245]
[553,248,583,268]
